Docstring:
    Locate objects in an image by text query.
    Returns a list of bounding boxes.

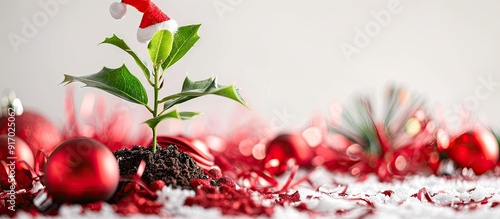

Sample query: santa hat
[109,0,178,43]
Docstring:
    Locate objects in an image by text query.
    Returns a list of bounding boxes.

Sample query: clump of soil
[113,145,208,190]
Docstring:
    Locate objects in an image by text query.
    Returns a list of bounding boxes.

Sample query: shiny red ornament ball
[44,138,119,203]
[446,126,499,175]
[0,135,35,189]
[263,134,314,176]
[0,111,62,154]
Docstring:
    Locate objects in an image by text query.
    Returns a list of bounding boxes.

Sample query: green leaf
[148,30,173,66]
[62,64,148,105]
[144,109,201,129]
[100,34,151,82]
[162,24,201,69]
[161,76,248,110]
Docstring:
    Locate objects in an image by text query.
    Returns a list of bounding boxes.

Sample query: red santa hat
[109,0,178,43]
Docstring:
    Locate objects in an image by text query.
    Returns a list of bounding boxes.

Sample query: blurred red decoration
[321,86,440,181]
[0,135,34,189]
[445,126,499,175]
[263,134,314,176]
[62,88,150,152]
[0,111,62,155]
[420,142,442,175]
[156,135,214,171]
[44,138,120,203]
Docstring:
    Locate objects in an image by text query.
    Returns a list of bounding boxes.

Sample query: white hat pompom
[110,2,127,19]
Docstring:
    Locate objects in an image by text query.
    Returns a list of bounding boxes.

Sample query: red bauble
[0,111,62,154]
[263,134,314,176]
[157,135,215,171]
[44,138,119,203]
[0,135,34,189]
[446,126,499,175]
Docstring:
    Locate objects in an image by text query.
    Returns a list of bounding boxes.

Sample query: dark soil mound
[113,145,208,190]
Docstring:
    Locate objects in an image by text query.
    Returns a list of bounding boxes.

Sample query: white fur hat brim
[137,20,178,43]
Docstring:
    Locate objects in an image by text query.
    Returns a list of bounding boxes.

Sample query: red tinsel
[0,151,46,216]
[185,168,308,216]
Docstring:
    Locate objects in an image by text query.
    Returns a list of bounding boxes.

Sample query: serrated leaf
[62,64,148,105]
[144,109,201,129]
[160,76,248,110]
[100,34,151,82]
[162,24,201,69]
[148,30,173,66]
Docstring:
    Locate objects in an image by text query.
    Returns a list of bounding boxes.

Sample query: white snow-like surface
[14,167,500,218]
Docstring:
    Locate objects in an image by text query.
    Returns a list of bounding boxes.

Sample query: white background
[1,0,500,134]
